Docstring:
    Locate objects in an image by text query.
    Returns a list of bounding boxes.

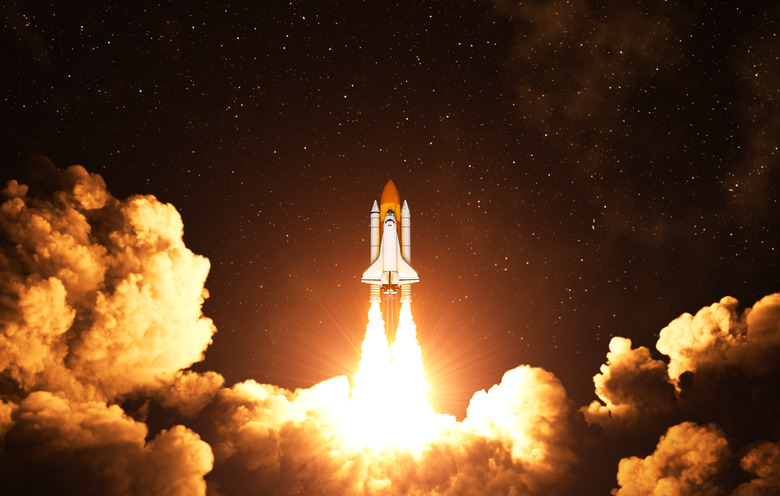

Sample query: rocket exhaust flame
[390,302,434,422]
[347,302,393,448]
[345,302,448,449]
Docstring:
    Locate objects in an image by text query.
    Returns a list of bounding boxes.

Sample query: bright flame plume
[344,302,452,449]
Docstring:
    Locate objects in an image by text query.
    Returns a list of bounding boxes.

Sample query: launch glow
[345,301,450,448]
[335,181,453,449]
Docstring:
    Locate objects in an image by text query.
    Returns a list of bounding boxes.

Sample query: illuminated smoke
[582,337,677,437]
[734,441,780,496]
[209,368,577,496]
[0,163,216,401]
[613,422,731,496]
[657,296,743,385]
[207,304,577,495]
[588,292,780,494]
[152,370,225,417]
[0,160,218,495]
[4,392,213,495]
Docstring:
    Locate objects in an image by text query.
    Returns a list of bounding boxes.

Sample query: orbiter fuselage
[361,180,419,308]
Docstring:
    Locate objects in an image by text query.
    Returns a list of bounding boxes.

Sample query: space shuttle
[361,180,419,304]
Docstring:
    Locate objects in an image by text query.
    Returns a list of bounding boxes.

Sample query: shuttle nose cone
[379,180,402,230]
[380,180,400,206]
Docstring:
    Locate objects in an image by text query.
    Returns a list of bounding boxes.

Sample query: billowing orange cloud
[0,160,219,495]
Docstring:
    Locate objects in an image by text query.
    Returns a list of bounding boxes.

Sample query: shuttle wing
[361,210,418,287]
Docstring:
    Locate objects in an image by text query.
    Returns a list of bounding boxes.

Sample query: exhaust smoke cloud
[0,159,216,494]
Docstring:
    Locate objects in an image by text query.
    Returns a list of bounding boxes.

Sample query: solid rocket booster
[361,180,419,303]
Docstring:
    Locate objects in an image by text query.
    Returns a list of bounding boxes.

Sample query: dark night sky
[1,0,778,420]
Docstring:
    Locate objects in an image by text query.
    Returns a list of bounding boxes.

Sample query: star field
[1,0,778,416]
